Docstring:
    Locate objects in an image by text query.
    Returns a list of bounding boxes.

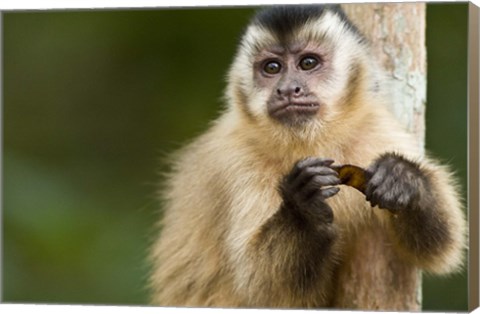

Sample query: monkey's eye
[300,56,319,71]
[263,61,281,75]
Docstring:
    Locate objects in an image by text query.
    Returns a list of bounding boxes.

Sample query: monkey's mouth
[269,102,320,120]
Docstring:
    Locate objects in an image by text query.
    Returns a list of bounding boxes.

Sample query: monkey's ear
[332,164,368,194]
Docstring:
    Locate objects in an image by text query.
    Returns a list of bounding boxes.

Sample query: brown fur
[148,6,466,310]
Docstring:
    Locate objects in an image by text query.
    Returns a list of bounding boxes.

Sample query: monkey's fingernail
[323,159,335,166]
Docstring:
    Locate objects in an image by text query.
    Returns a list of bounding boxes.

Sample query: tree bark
[343,3,427,155]
[341,3,426,310]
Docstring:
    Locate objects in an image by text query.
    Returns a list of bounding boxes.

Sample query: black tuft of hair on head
[252,4,362,41]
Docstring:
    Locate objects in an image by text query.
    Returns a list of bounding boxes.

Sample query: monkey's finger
[395,193,413,211]
[370,177,394,197]
[366,187,381,207]
[365,166,388,196]
[291,166,339,190]
[297,157,335,168]
[302,175,341,200]
[381,190,400,210]
[291,158,335,178]
[305,184,340,202]
[319,186,340,199]
[308,173,341,189]
[387,183,417,211]
[369,182,402,210]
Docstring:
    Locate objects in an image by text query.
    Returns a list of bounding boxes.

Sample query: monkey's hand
[280,157,341,224]
[365,152,427,213]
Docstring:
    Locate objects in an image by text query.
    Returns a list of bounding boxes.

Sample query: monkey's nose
[277,85,304,98]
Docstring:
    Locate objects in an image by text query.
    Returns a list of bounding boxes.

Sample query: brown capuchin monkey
[148,4,466,310]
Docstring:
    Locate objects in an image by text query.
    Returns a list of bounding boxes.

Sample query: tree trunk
[341,3,426,310]
[342,3,427,155]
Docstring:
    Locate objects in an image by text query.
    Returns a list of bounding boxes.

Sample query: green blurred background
[2,3,469,311]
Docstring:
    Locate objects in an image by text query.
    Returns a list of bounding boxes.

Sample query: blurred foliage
[423,3,468,311]
[2,4,468,311]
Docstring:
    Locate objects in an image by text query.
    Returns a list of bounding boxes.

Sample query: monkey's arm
[230,157,341,306]
[364,152,466,274]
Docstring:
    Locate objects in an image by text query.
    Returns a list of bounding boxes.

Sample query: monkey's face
[227,9,368,131]
[253,41,333,126]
